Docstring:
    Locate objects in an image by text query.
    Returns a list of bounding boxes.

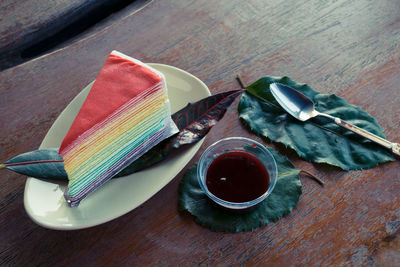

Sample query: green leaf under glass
[179,147,302,232]
[238,76,394,170]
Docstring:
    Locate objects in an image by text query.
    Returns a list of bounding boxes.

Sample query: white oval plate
[24,64,210,230]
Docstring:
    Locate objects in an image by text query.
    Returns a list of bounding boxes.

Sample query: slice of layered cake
[59,51,179,207]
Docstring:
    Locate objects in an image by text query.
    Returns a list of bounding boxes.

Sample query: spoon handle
[317,112,400,157]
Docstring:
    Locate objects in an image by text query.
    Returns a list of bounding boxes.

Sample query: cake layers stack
[59,51,178,207]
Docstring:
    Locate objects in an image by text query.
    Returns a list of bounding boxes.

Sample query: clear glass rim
[197,137,278,209]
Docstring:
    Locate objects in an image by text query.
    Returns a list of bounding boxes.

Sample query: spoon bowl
[270,83,317,121]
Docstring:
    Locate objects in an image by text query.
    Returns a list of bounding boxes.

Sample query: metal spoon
[270,83,400,156]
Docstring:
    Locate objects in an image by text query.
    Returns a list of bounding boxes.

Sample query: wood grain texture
[0,0,151,70]
[0,0,399,265]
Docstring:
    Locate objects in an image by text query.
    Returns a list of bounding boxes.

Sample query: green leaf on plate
[179,147,302,232]
[238,76,395,170]
[4,149,66,180]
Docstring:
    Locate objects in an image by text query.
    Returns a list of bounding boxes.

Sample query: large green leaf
[238,76,394,170]
[179,147,302,232]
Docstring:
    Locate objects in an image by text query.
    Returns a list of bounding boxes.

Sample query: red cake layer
[59,53,163,152]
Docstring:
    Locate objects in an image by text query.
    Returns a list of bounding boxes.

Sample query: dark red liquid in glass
[206,150,269,202]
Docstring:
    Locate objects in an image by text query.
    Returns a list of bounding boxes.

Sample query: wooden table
[1,0,399,265]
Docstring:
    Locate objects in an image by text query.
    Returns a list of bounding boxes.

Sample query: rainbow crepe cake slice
[59,51,178,207]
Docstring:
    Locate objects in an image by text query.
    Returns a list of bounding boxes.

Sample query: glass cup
[197,137,278,211]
